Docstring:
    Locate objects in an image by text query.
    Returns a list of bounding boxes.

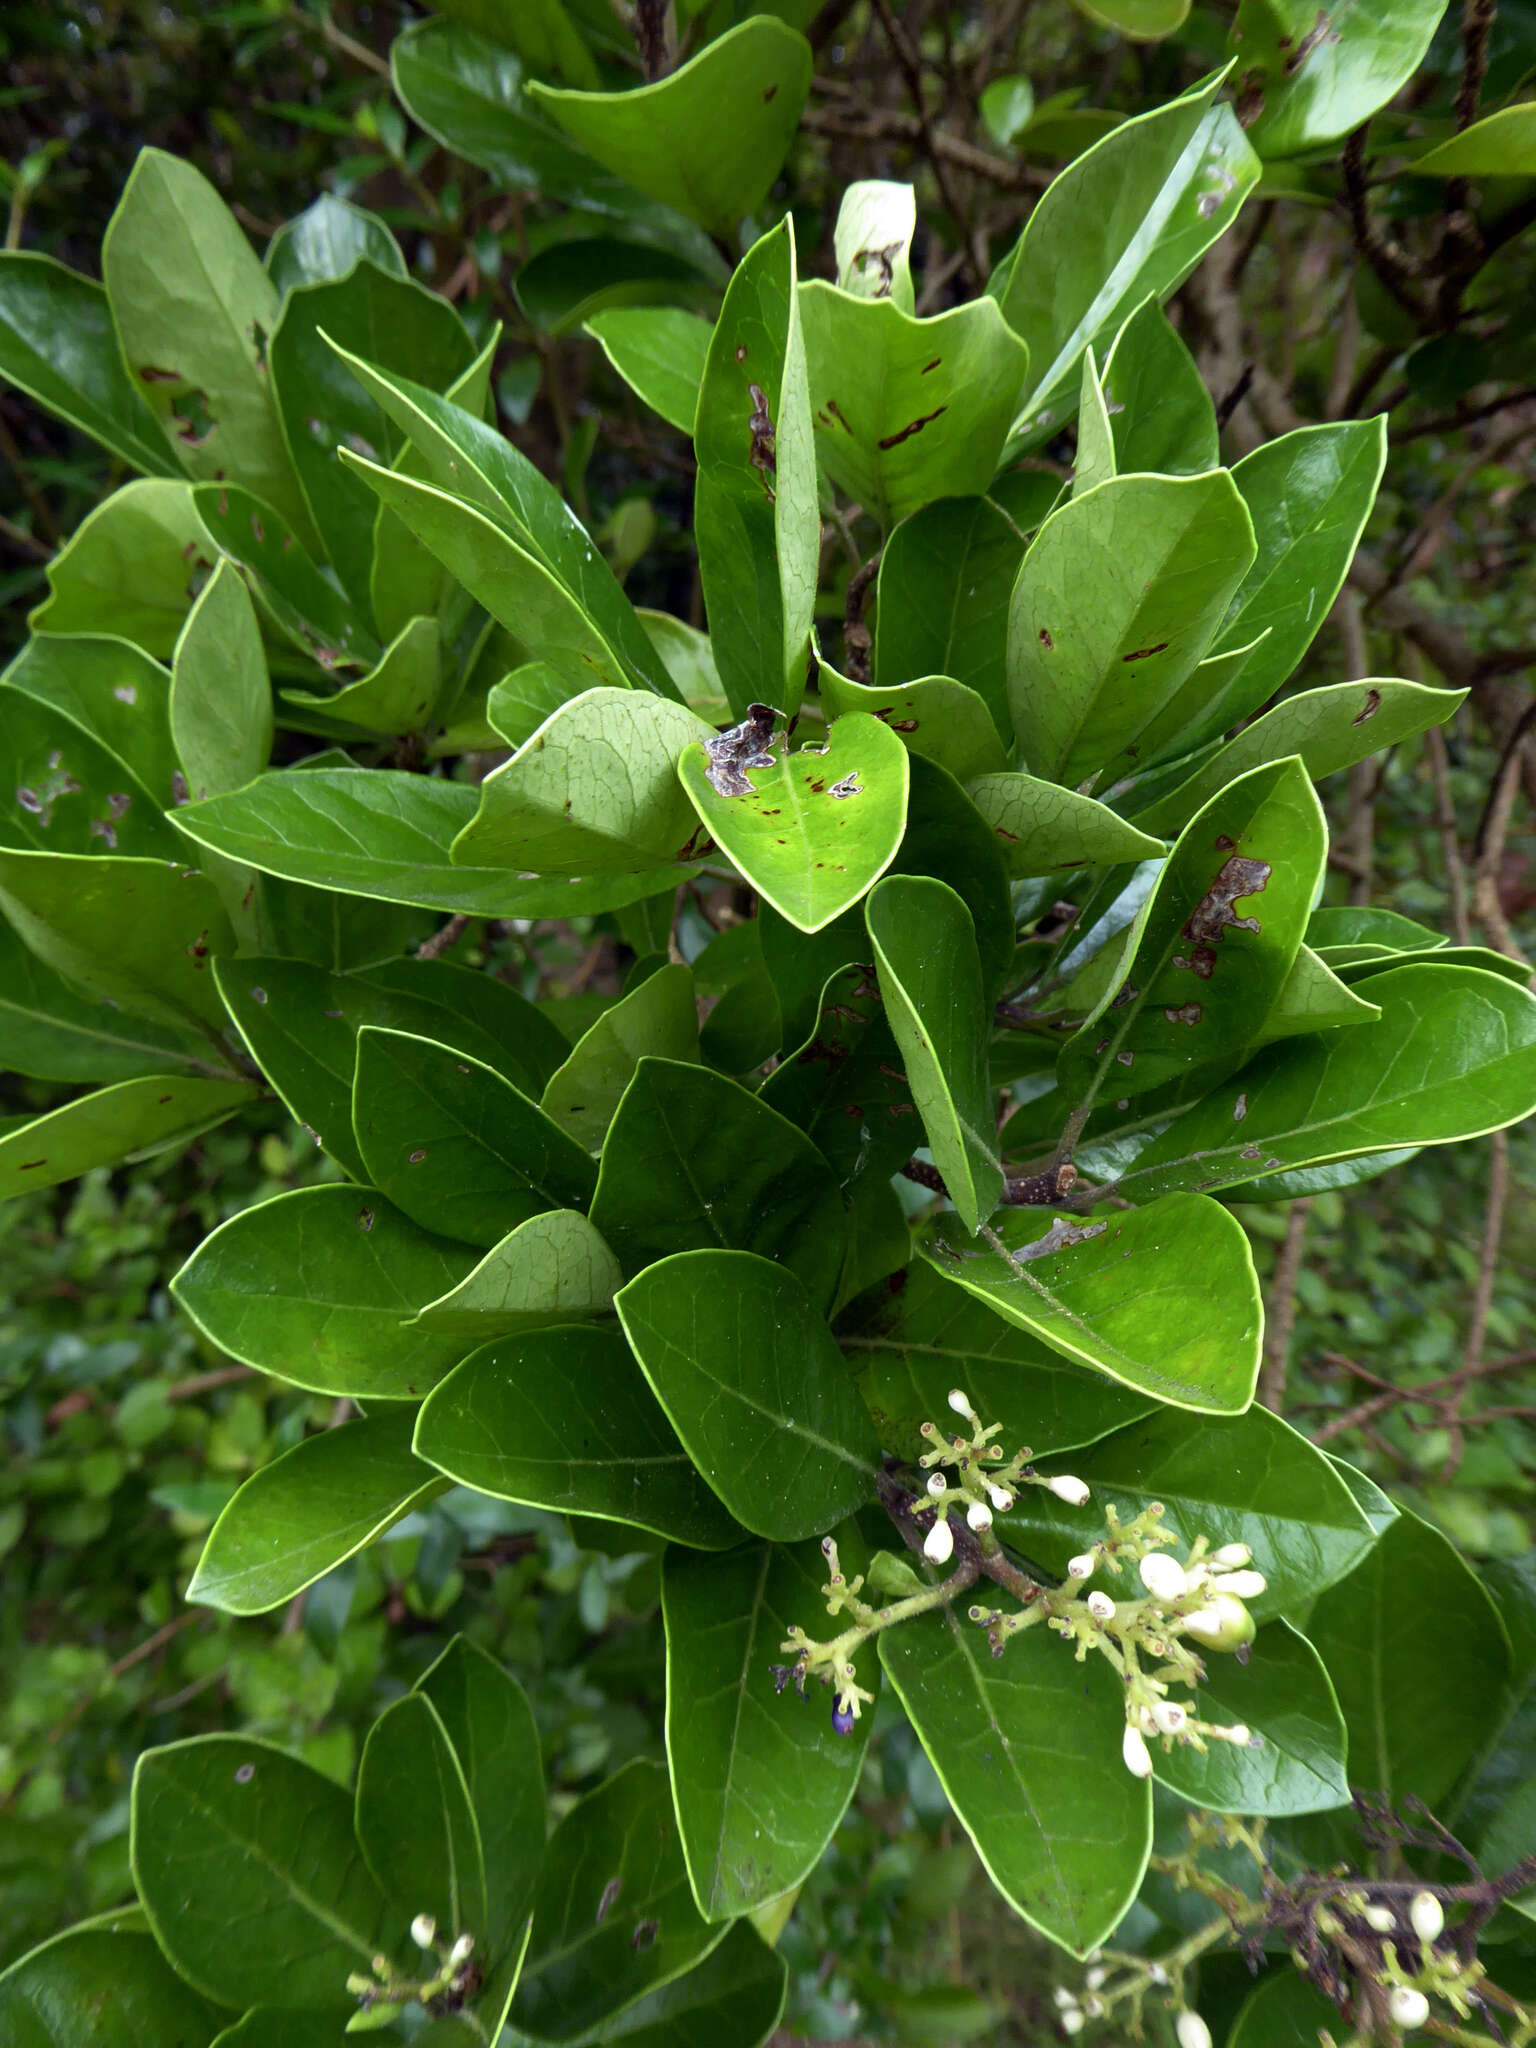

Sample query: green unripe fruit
[1180,1592,1257,1652]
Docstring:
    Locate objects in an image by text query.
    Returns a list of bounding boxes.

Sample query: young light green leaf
[454,688,710,875]
[1412,102,1536,176]
[866,875,1002,1232]
[102,148,311,540]
[1072,345,1116,495]
[873,496,1028,745]
[881,1608,1152,1957]
[1101,295,1218,476]
[1007,469,1256,788]
[29,478,211,658]
[797,285,1030,528]
[663,1534,878,1919]
[192,480,380,676]
[833,179,917,311]
[0,1927,223,2048]
[1232,0,1449,158]
[188,1411,445,1616]
[540,962,699,1149]
[919,1195,1263,1414]
[356,1692,488,1947]
[585,306,712,433]
[352,1027,596,1246]
[616,1250,880,1541]
[0,252,184,476]
[694,217,819,723]
[678,710,909,934]
[170,559,272,804]
[815,665,1007,786]
[410,1209,623,1340]
[280,613,444,738]
[968,773,1166,879]
[527,19,812,240]
[0,1074,255,1203]
[414,1324,742,1550]
[171,1185,478,1400]
[132,1735,400,2009]
[265,192,406,293]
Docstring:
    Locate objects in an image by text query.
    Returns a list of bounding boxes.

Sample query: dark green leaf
[0,914,219,1083]
[0,685,179,858]
[1228,1968,1343,2048]
[1101,295,1218,476]
[571,1919,786,2047]
[192,480,380,676]
[0,1926,223,2048]
[1413,101,1536,175]
[758,962,917,1195]
[0,1074,255,1202]
[170,560,272,804]
[873,496,1026,744]
[5,631,178,810]
[516,236,716,336]
[1153,1621,1349,1817]
[585,306,712,434]
[357,1692,488,1946]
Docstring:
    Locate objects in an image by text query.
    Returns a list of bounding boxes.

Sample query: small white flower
[1216,1722,1252,1747]
[1067,1552,1096,1579]
[411,1913,438,1950]
[1148,1963,1169,1988]
[1410,1891,1444,1944]
[1210,1569,1266,1600]
[1362,1903,1397,1933]
[1060,2009,1085,2036]
[1387,1987,1430,2030]
[967,1499,993,1533]
[1084,1965,1108,1992]
[1212,1542,1251,1567]
[947,1388,977,1420]
[1175,2011,1213,2048]
[1047,1474,1091,1507]
[448,1932,474,1968]
[1151,1699,1188,1736]
[1138,1553,1188,1601]
[1122,1723,1153,1778]
[926,1471,947,1498]
[924,1517,954,1565]
[1051,1987,1078,2010]
[988,1483,1015,1512]
[1086,1591,1116,1622]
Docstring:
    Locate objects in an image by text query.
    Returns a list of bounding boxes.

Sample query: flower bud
[924,1518,954,1565]
[1362,1903,1397,1933]
[1138,1553,1188,1601]
[1052,1987,1078,2010]
[988,1483,1015,1513]
[1180,1593,1256,1652]
[1387,1987,1429,2030]
[947,1388,977,1420]
[1067,1553,1096,1579]
[1084,1966,1107,1992]
[1217,1723,1252,1747]
[448,1933,474,1968]
[1047,1474,1090,1506]
[1410,1891,1444,1944]
[832,1699,855,1735]
[967,1499,993,1533]
[1175,2011,1213,2048]
[1086,1591,1115,1622]
[926,1471,947,1498]
[1061,2008,1085,2035]
[1150,1699,1188,1736]
[1211,1542,1251,1567]
[411,1914,437,1950]
[1122,1723,1153,1778]
[1210,1569,1266,1600]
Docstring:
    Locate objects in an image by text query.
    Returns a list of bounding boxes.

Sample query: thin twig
[1259,1200,1311,1414]
[1441,1130,1509,1482]
[1424,724,1471,945]
[416,912,472,961]
[1340,125,1424,319]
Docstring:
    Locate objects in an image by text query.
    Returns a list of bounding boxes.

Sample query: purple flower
[832,1700,855,1735]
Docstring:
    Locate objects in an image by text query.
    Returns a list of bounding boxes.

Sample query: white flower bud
[1217,1722,1252,1747]
[1084,1965,1108,1991]
[947,1388,977,1420]
[1180,1593,1256,1652]
[1212,1542,1251,1567]
[924,1517,954,1565]
[410,1914,437,1949]
[987,1484,1015,1514]
[1086,1591,1115,1622]
[1175,2011,1213,2048]
[1211,1569,1266,1599]
[1362,1904,1397,1933]
[1047,1474,1090,1506]
[448,1932,474,1968]
[1052,1986,1078,2010]
[926,1471,947,1498]
[1151,1699,1188,1736]
[1410,1891,1444,1944]
[967,1499,993,1533]
[1067,1552,1096,1579]
[1387,1987,1429,2030]
[1061,2009,1085,2035]
[1122,1723,1153,1778]
[1138,1552,1188,1601]
[1148,1963,1169,1987]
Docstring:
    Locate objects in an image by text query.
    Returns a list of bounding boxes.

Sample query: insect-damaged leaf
[815,662,1007,786]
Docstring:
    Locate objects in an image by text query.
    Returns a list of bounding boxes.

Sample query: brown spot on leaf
[825,398,853,433]
[704,704,777,798]
[632,1920,659,1952]
[734,343,748,363]
[597,1878,622,1923]
[1165,1002,1202,1026]
[357,1207,374,1232]
[879,405,947,450]
[1121,643,1170,662]
[1184,855,1270,948]
[138,364,183,382]
[1351,687,1381,726]
[763,82,778,100]
[1038,628,1054,650]
[1233,1093,1248,1121]
[920,356,941,374]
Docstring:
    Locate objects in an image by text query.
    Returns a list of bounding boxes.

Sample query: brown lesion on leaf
[704,703,778,798]
[1282,11,1333,75]
[828,772,863,799]
[878,405,947,450]
[1164,1002,1203,1026]
[1352,687,1382,725]
[851,242,903,297]
[1122,642,1170,662]
[824,397,854,434]
[1173,946,1218,979]
[748,382,777,501]
[1038,628,1054,650]
[1184,854,1271,949]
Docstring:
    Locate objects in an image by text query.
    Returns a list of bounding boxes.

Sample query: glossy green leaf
[353,1028,596,1247]
[888,752,1016,1006]
[815,666,1007,785]
[1152,1621,1348,1817]
[1130,677,1466,835]
[176,768,688,921]
[1306,904,1445,952]
[455,688,709,875]
[881,1607,1152,1956]
[616,1250,880,1540]
[280,612,446,738]
[211,2007,352,2046]
[1007,469,1256,788]
[571,1918,786,2048]
[528,19,811,240]
[679,711,909,934]
[872,495,1027,744]
[979,76,1036,149]
[1305,1508,1508,1806]
[798,286,1029,529]
[516,235,715,336]
[1208,420,1388,728]
[4,631,178,810]
[265,192,406,294]
[758,962,918,1195]
[866,875,1002,1231]
[0,1074,255,1202]
[1250,944,1381,1049]
[0,1926,223,2048]
[1101,295,1218,476]
[0,686,179,859]
[969,773,1166,879]
[170,559,272,804]
[1059,759,1325,1103]
[410,1209,623,1339]
[0,915,219,1084]
[0,252,183,476]
[192,480,379,676]
[29,478,211,657]
[693,217,819,723]
[992,73,1260,428]
[585,306,712,433]
[1228,1968,1343,2048]
[433,0,598,83]
[1232,0,1449,158]
[1072,346,1116,497]
[415,1635,545,1961]
[132,1733,399,2009]
[415,1324,741,1549]
[269,261,473,612]
[540,962,699,1149]
[514,1761,723,2040]
[663,1534,878,1918]
[1117,964,1536,1201]
[833,177,916,311]
[171,1184,478,1400]
[919,1195,1263,1414]
[188,1411,444,1615]
[838,1256,1155,1461]
[0,850,234,1035]
[1073,0,1190,35]
[357,1692,488,1946]
[102,148,311,538]
[1413,102,1536,176]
